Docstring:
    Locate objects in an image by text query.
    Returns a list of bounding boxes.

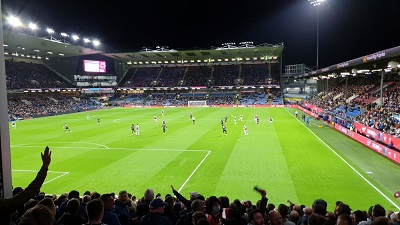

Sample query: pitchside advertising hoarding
[353,121,400,150]
[335,123,400,164]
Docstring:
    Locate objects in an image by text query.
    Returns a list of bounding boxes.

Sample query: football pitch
[8,107,400,211]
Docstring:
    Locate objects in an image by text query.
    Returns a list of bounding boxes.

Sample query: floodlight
[46,28,54,34]
[308,0,324,6]
[92,40,100,46]
[83,38,91,43]
[29,23,38,30]
[72,35,79,41]
[9,16,22,27]
[61,32,69,37]
[388,61,398,68]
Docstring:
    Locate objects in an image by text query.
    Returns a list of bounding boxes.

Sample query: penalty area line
[178,150,211,193]
[284,108,400,210]
[13,170,70,185]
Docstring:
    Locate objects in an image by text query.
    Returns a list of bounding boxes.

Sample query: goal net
[188,100,208,107]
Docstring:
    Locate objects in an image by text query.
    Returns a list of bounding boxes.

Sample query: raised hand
[41,146,51,169]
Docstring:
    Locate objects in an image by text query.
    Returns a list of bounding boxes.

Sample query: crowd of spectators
[355,86,400,137]
[304,74,400,142]
[109,93,281,107]
[212,65,239,86]
[5,60,73,89]
[118,64,281,88]
[7,96,101,120]
[1,148,398,225]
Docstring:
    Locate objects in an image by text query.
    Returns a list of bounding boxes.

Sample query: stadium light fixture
[308,0,325,69]
[29,23,38,30]
[47,28,55,40]
[8,16,22,27]
[308,0,324,6]
[61,33,69,37]
[92,40,100,46]
[83,38,91,43]
[72,35,79,41]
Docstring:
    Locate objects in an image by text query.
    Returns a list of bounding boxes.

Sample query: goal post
[188,100,208,107]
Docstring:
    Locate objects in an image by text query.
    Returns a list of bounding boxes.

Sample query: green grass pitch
[8,107,400,212]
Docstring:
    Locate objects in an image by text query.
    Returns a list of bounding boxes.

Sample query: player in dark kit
[64,123,71,132]
[162,122,167,134]
[222,124,227,135]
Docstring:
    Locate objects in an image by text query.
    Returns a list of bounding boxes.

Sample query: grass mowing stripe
[284,108,400,210]
[178,151,211,192]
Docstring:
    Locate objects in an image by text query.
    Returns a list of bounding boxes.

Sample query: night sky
[2,0,400,68]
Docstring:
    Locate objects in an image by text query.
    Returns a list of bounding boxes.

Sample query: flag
[395,191,400,198]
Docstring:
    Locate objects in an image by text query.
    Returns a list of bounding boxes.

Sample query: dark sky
[2,0,400,68]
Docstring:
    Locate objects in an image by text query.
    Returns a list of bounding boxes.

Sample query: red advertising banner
[299,106,319,118]
[335,124,400,164]
[353,121,400,150]
[302,103,324,114]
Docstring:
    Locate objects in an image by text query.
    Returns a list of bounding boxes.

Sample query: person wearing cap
[140,199,172,225]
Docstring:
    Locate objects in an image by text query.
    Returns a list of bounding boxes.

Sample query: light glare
[308,0,325,6]
[9,16,22,27]
[29,23,38,30]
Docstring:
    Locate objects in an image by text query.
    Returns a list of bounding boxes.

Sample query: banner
[302,103,324,115]
[353,121,400,150]
[335,124,400,164]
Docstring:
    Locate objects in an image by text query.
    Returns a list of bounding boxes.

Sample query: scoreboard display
[84,60,106,73]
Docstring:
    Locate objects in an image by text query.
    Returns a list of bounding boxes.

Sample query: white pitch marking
[46,142,110,149]
[178,150,211,192]
[284,108,400,210]
[13,170,70,185]
[11,145,210,152]
[14,142,110,149]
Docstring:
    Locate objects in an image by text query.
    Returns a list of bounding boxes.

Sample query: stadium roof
[3,30,104,59]
[296,45,400,79]
[103,43,284,64]
[2,30,284,64]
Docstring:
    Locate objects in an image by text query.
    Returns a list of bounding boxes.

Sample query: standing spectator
[58,198,86,225]
[176,199,206,225]
[0,146,51,225]
[113,190,131,225]
[86,199,105,225]
[269,210,284,225]
[18,204,54,225]
[248,209,265,225]
[135,188,154,221]
[141,199,172,225]
[101,194,121,225]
